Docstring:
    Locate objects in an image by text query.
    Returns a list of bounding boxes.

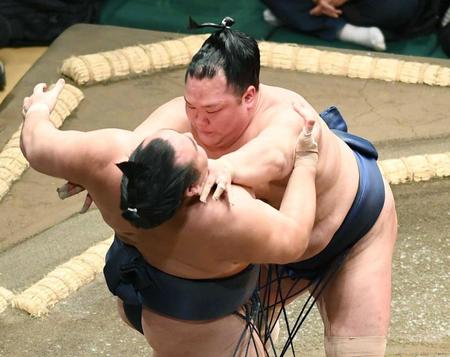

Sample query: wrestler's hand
[199,158,234,203]
[22,78,65,117]
[292,103,319,167]
[310,0,343,18]
[57,181,93,214]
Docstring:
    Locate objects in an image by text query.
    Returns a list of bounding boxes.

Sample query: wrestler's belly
[306,162,360,260]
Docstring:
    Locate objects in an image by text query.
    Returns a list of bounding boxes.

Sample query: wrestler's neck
[175,195,205,221]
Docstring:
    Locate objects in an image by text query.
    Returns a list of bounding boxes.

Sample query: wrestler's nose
[195,113,210,127]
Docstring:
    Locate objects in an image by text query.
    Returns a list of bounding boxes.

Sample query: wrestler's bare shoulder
[169,96,187,108]
[163,96,188,118]
[186,185,255,225]
[259,84,308,107]
[254,85,310,127]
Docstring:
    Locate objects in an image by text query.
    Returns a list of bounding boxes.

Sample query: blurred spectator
[262,0,450,54]
[0,60,5,91]
[439,4,450,55]
[0,0,103,47]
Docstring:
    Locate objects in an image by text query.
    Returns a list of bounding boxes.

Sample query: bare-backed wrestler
[20,78,321,356]
[131,18,398,356]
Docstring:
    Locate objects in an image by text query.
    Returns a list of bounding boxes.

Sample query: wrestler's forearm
[260,164,316,263]
[220,113,300,188]
[281,165,316,233]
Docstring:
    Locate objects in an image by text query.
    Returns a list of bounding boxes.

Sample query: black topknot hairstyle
[185,16,260,96]
[117,138,199,229]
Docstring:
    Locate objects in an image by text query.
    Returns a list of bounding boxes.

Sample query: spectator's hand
[22,78,65,118]
[310,0,342,18]
[292,103,320,167]
[199,158,234,203]
[57,181,93,213]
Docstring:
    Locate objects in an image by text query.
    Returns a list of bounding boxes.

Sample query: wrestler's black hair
[117,138,199,229]
[185,17,260,96]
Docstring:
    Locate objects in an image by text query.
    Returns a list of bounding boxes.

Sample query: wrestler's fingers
[303,118,316,136]
[292,102,307,119]
[23,97,30,108]
[57,182,86,199]
[22,97,30,117]
[212,182,226,201]
[292,102,317,128]
[200,177,215,203]
[79,193,93,214]
[226,181,234,206]
[52,78,65,96]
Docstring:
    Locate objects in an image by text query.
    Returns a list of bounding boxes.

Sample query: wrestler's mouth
[196,129,213,136]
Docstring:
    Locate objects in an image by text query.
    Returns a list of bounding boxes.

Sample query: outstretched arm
[20,79,133,188]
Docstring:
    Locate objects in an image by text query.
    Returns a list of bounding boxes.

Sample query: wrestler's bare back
[64,134,270,356]
[81,134,255,278]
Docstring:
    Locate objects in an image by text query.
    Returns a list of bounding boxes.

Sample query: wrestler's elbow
[20,120,44,161]
[23,145,46,172]
[20,131,39,165]
[21,134,51,173]
[20,133,30,160]
[265,149,291,180]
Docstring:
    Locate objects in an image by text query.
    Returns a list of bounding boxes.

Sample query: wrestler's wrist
[293,162,317,177]
[294,153,318,169]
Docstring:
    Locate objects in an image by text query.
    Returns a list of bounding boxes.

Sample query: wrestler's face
[184,70,257,151]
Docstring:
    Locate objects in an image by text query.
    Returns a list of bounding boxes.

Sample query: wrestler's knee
[325,335,387,357]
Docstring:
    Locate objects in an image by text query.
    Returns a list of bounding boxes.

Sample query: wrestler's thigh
[141,306,265,357]
[317,181,398,336]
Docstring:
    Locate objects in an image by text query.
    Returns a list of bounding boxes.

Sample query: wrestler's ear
[242,85,256,107]
[185,182,201,197]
